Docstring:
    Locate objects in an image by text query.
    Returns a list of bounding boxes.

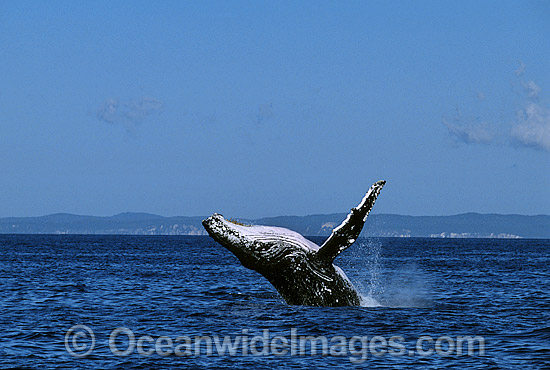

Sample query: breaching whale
[202,180,386,306]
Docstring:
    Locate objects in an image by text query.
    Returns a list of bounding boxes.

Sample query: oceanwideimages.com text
[65,325,485,363]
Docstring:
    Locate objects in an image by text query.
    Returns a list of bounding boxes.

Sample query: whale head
[202,213,319,272]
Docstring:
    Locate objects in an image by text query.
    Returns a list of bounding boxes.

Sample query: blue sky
[1,1,549,218]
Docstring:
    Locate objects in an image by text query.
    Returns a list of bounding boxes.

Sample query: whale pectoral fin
[316,180,385,263]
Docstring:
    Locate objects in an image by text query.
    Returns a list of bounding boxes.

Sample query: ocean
[0,235,548,369]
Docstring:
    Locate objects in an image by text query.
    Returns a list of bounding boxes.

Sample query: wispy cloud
[511,62,549,151]
[97,97,163,132]
[511,103,550,151]
[443,118,494,144]
[515,61,526,76]
[521,80,541,98]
[443,62,549,152]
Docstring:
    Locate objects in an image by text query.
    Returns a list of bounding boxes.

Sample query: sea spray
[383,262,432,308]
[364,238,384,298]
[341,239,431,307]
[342,238,384,307]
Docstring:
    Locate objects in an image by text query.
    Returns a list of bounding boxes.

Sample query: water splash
[364,239,384,298]
[343,238,384,306]
[359,294,382,307]
[343,238,431,308]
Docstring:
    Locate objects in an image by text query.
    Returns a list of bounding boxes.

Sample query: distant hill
[0,213,205,235]
[0,212,549,238]
[255,213,550,239]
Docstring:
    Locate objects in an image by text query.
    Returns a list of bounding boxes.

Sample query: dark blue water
[0,235,548,369]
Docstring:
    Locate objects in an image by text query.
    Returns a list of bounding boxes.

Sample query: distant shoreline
[1,213,549,239]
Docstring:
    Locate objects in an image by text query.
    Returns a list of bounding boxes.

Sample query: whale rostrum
[202,180,386,306]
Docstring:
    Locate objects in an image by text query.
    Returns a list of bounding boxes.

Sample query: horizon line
[1,211,549,219]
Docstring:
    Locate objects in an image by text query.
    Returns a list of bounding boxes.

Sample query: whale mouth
[203,213,243,230]
[203,214,256,236]
[202,213,236,238]
[202,213,261,268]
[202,213,249,248]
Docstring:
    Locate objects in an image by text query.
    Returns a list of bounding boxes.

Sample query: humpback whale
[202,180,386,307]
